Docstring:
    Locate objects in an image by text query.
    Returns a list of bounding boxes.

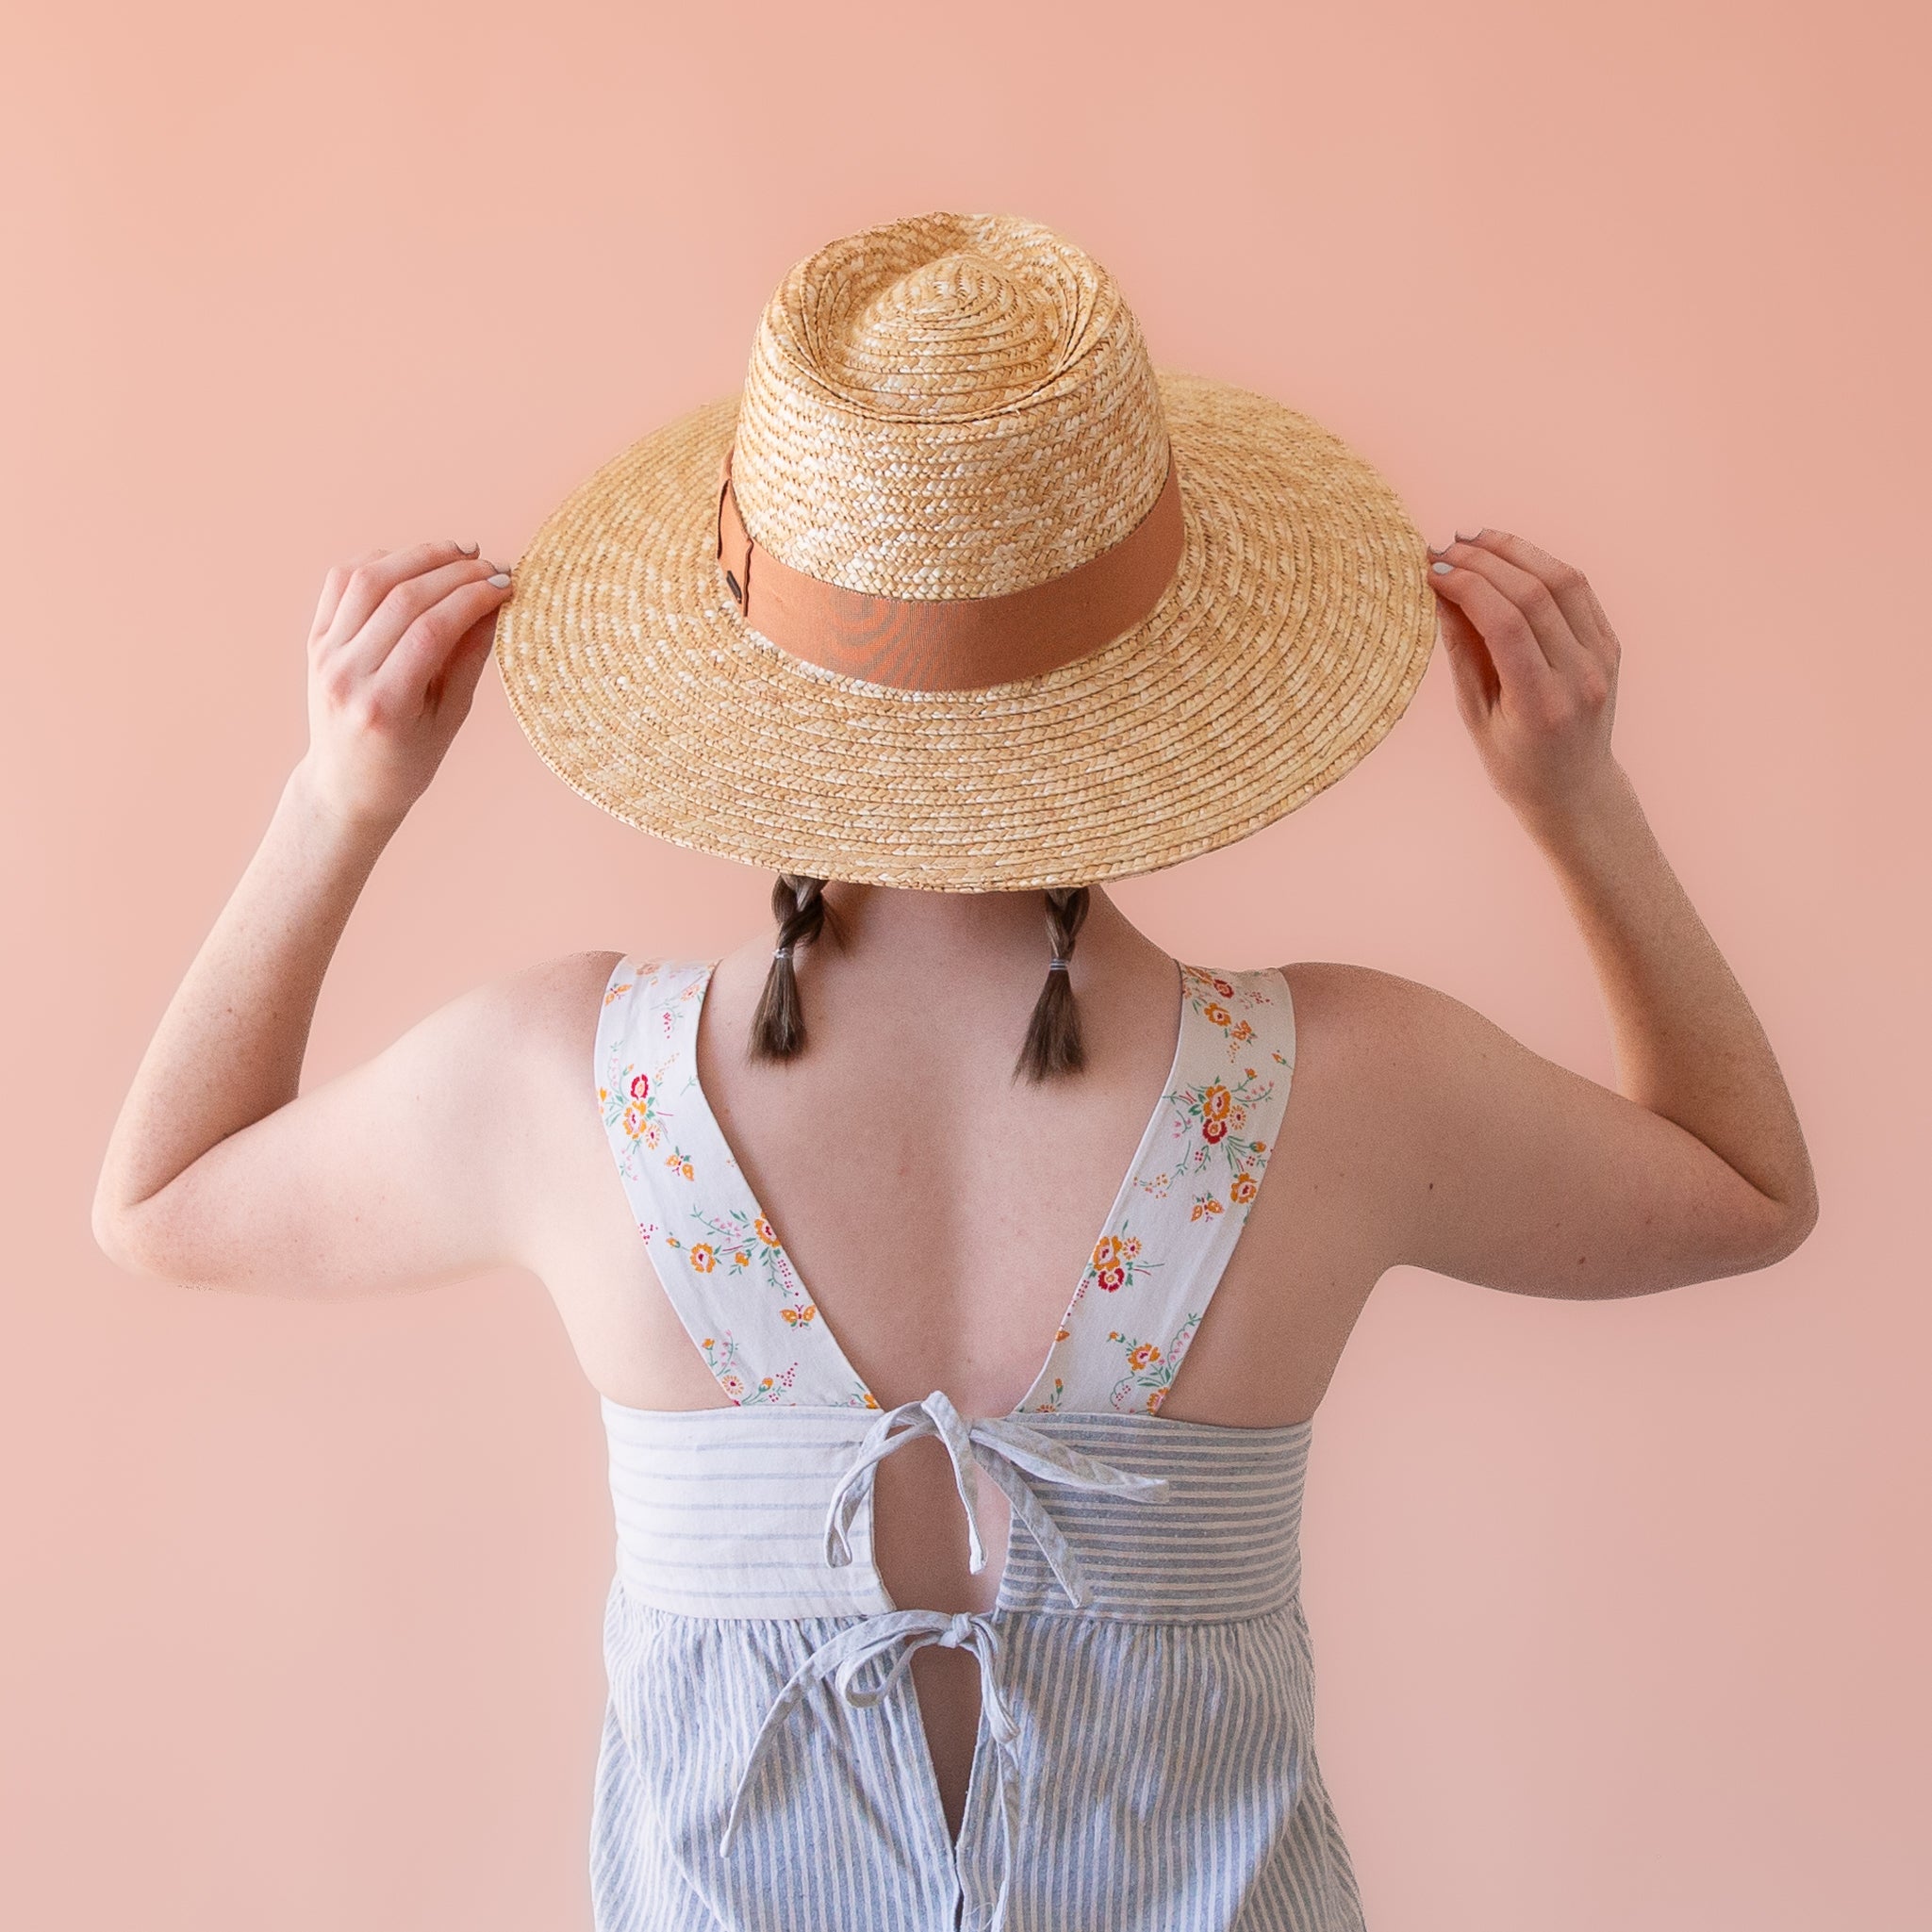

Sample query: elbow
[91,1192,151,1276]
[1729,1170,1820,1274]
[91,1187,180,1281]
[1771,1173,1820,1262]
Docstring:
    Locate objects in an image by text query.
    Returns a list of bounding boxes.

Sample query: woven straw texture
[494,214,1437,891]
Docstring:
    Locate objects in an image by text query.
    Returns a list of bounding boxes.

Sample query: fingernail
[1455,528,1481,542]
[1430,560,1454,575]
[487,571,512,587]
[455,541,480,557]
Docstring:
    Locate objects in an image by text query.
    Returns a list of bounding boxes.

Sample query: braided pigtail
[1015,885,1091,1082]
[749,873,832,1062]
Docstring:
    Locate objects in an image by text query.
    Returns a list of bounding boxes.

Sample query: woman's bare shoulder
[464,949,629,1064]
[1277,960,1478,1069]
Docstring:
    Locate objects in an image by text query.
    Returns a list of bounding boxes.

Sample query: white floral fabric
[594,956,1296,1417]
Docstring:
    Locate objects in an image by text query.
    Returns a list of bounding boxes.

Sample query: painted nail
[1455,528,1481,543]
[455,540,480,557]
[487,572,512,587]
[1430,560,1454,575]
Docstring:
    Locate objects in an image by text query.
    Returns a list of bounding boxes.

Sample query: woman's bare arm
[1305,528,1816,1300]
[89,539,564,1294]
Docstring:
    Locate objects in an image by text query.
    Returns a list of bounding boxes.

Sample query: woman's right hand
[298,539,514,829]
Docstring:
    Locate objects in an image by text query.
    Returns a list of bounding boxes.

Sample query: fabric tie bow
[718,1393,1171,1929]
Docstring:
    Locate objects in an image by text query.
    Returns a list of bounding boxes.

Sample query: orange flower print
[1128,1341,1162,1372]
[718,1372,746,1401]
[1088,1225,1158,1296]
[1202,1083,1232,1121]
[1055,1327,1071,1342]
[688,1243,717,1273]
[1230,1171,1258,1205]
[733,1250,749,1266]
[754,1216,779,1247]
[1203,1002,1233,1029]
[1230,1019,1254,1046]
[1145,1389,1165,1414]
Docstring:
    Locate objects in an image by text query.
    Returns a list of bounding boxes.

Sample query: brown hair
[1013,885,1091,1082]
[746,875,1091,1082]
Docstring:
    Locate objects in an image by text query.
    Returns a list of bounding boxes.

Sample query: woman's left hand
[1426,529,1625,843]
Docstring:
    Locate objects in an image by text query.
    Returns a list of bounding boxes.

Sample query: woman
[92,213,1815,1930]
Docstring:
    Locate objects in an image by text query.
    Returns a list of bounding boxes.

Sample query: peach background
[4,1,1927,1925]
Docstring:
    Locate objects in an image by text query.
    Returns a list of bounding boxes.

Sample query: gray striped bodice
[591,1396,1364,1931]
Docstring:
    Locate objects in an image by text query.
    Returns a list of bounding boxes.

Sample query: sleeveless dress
[588,955,1365,1932]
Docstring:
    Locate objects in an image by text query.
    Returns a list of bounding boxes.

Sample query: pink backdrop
[4,2,1925,1925]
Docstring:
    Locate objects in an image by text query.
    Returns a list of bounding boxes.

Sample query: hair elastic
[774,946,794,961]
[1047,957,1071,972]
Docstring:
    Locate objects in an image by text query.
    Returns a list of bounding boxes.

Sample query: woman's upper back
[522,884,1383,1439]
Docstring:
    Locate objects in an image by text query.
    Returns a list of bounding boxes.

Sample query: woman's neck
[818,880,1140,971]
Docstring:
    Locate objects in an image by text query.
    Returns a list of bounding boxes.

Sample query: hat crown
[732,212,1171,601]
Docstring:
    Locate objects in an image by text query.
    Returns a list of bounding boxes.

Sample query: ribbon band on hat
[716,441,1186,692]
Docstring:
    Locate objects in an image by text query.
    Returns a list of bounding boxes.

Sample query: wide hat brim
[493,369,1438,891]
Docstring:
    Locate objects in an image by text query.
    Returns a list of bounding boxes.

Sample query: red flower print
[1212,976,1234,999]
[629,1072,650,1100]
[1098,1266,1126,1292]
[1202,1117,1229,1144]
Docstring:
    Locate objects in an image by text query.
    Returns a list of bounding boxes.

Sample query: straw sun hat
[493,210,1437,892]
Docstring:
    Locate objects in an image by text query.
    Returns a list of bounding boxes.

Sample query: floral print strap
[1013,965,1296,1417]
[596,957,881,1411]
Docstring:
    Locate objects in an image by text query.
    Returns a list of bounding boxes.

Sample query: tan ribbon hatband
[716,445,1184,691]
